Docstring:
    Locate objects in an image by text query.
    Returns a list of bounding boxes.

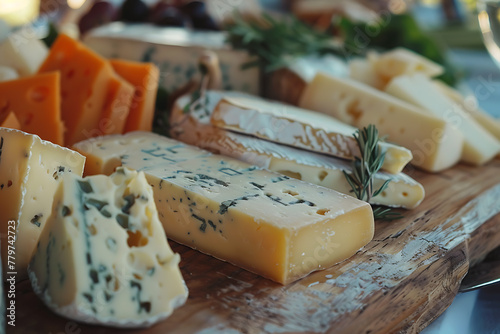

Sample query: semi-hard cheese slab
[28,168,188,328]
[0,128,85,280]
[211,95,412,174]
[73,132,374,284]
[171,93,425,209]
[299,73,465,173]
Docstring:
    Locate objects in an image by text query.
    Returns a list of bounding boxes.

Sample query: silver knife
[459,260,500,292]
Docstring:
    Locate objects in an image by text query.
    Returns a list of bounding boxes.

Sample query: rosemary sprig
[343,125,403,221]
[225,13,345,72]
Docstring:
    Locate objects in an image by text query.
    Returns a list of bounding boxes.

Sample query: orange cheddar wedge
[0,112,21,130]
[0,72,63,145]
[110,59,159,132]
[99,74,134,135]
[38,34,129,145]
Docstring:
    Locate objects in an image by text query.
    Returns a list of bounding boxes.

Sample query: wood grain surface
[10,159,500,334]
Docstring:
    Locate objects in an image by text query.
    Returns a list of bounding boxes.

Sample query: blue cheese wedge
[210,94,412,174]
[0,128,85,280]
[73,132,374,285]
[28,167,188,328]
[171,92,425,209]
[83,22,259,95]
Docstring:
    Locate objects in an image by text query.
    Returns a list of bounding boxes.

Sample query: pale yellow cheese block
[299,73,464,173]
[171,93,425,209]
[210,95,412,174]
[0,128,85,280]
[73,132,374,285]
[433,79,500,142]
[385,74,500,165]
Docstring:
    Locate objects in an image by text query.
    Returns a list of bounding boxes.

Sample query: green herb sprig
[343,125,403,221]
[225,13,345,72]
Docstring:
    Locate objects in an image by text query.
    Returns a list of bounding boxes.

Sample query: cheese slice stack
[74,132,374,285]
[28,167,188,328]
[38,34,134,145]
[171,93,425,209]
[0,128,85,280]
[299,73,464,172]
[210,95,412,174]
[385,74,500,165]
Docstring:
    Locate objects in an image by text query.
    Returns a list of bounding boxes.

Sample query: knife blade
[459,260,500,292]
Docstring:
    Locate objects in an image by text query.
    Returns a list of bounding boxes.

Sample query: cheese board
[12,158,500,333]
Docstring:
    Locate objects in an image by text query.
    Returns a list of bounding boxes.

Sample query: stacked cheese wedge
[299,48,500,172]
[0,34,159,146]
[169,90,425,210]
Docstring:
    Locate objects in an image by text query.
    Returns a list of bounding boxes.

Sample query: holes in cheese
[0,128,85,280]
[169,91,425,209]
[74,132,375,284]
[299,73,464,172]
[28,167,188,328]
[0,72,63,145]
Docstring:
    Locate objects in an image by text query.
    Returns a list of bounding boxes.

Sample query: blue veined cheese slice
[299,73,465,173]
[83,22,260,95]
[73,132,374,284]
[0,128,85,280]
[385,73,500,165]
[170,92,425,209]
[210,94,413,174]
[28,167,188,328]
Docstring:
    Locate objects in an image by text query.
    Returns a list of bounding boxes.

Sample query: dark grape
[151,5,188,27]
[191,14,219,31]
[78,1,117,35]
[180,1,207,18]
[120,0,149,23]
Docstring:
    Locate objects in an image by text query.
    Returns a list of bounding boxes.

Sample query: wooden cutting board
[11,159,500,334]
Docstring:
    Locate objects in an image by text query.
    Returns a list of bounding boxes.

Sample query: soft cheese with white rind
[28,167,188,328]
[73,132,374,285]
[299,73,464,172]
[210,95,412,174]
[171,93,425,209]
[385,73,500,165]
[0,128,85,280]
[83,23,259,95]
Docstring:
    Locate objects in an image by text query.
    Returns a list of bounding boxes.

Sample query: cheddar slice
[0,112,21,130]
[74,132,374,285]
[210,95,412,174]
[299,73,464,172]
[38,34,129,145]
[99,74,134,135]
[0,128,85,280]
[171,94,425,209]
[433,80,500,142]
[0,72,64,145]
[110,59,159,133]
[385,74,500,165]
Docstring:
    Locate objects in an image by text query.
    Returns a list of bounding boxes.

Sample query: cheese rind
[299,73,464,172]
[28,168,188,328]
[83,23,260,95]
[0,128,85,280]
[74,132,374,284]
[385,74,500,165]
[171,93,425,209]
[210,95,412,174]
